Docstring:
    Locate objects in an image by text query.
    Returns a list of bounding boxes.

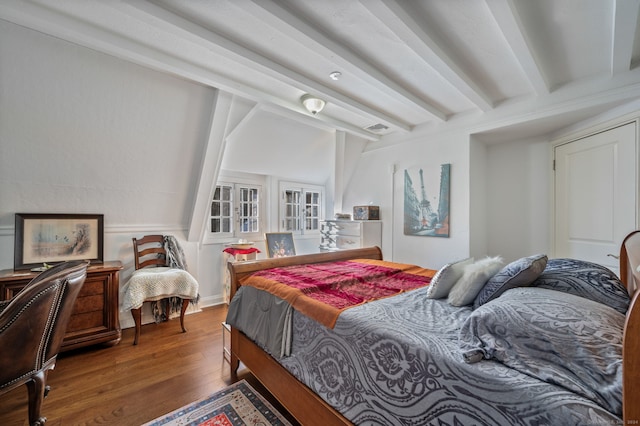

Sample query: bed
[226,235,640,425]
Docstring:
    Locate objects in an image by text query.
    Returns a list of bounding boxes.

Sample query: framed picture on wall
[14,213,104,270]
[265,232,296,258]
[403,164,450,237]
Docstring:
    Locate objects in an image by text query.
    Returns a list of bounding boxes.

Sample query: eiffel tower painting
[403,164,450,237]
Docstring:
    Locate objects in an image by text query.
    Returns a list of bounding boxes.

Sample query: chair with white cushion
[122,235,199,345]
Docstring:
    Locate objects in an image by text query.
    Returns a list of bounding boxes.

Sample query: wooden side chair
[122,235,199,345]
[0,260,89,426]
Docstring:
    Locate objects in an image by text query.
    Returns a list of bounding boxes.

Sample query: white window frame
[209,182,235,239]
[279,181,324,235]
[207,179,263,243]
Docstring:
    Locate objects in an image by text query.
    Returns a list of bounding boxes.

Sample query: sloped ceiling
[2,0,640,145]
[222,109,335,182]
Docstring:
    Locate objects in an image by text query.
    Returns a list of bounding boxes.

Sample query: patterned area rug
[144,380,292,426]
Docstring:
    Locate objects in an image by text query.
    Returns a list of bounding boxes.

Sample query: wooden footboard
[621,230,640,424]
[623,290,640,424]
[228,247,381,425]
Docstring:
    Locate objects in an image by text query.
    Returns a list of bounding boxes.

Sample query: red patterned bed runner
[239,259,435,328]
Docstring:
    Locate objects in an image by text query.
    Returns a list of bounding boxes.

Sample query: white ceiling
[3,0,640,144]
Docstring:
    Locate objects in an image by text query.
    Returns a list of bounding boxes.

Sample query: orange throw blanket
[238,259,435,328]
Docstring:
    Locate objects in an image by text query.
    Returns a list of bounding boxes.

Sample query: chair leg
[163,299,170,322]
[25,369,47,426]
[180,299,189,333]
[131,307,142,345]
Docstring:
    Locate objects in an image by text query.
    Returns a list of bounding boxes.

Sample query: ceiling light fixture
[301,94,326,115]
[329,71,342,80]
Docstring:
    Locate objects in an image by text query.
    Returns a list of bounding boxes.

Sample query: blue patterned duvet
[273,285,623,425]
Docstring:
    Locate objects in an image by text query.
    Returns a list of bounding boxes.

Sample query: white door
[554,121,637,273]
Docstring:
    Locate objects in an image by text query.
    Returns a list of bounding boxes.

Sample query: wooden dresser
[0,261,122,352]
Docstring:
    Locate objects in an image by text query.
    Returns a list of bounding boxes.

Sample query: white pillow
[448,256,504,306]
[426,257,474,299]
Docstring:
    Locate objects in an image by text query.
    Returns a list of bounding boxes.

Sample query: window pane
[222,186,232,201]
[237,185,260,236]
[211,184,234,235]
[304,191,320,230]
[243,218,257,233]
[283,188,304,232]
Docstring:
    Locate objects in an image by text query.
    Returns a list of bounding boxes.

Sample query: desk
[0,261,123,351]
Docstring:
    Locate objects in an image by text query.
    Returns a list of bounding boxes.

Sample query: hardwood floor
[0,305,300,425]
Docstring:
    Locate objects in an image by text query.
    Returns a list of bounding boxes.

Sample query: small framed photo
[14,213,104,270]
[265,232,296,258]
[353,205,380,220]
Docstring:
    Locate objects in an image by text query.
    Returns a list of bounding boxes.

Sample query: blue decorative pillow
[532,258,630,314]
[459,287,624,416]
[473,254,547,309]
[426,257,474,299]
[448,256,504,306]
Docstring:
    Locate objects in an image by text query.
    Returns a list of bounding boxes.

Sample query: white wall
[0,20,330,330]
[344,109,634,269]
[484,137,551,262]
[469,137,487,259]
[0,21,214,231]
[223,110,335,184]
[343,131,471,269]
[482,101,640,264]
[0,21,220,328]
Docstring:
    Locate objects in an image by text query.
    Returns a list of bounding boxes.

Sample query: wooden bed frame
[228,242,640,425]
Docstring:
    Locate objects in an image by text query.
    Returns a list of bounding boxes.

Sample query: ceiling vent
[364,123,390,133]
